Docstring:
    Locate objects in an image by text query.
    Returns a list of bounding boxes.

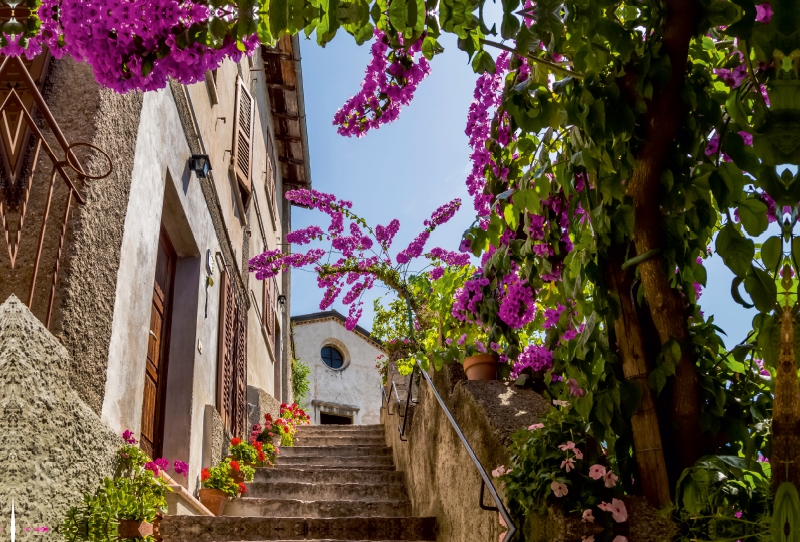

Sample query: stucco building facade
[0,36,309,500]
[292,310,385,425]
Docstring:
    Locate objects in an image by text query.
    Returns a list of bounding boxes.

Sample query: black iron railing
[381,362,517,542]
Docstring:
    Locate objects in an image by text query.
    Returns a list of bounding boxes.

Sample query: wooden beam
[272,112,302,121]
[279,155,305,166]
[265,83,296,91]
[274,134,302,142]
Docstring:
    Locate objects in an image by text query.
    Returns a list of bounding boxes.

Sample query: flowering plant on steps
[495,401,627,533]
[61,431,180,542]
[201,457,251,498]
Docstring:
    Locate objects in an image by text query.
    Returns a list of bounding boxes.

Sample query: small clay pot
[198,488,227,516]
[230,468,245,484]
[116,519,153,539]
[463,354,498,380]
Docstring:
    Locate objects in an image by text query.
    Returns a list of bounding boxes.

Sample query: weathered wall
[36,56,145,415]
[203,404,230,470]
[0,295,120,541]
[383,364,676,542]
[294,317,384,424]
[382,362,551,542]
[99,85,225,494]
[247,385,282,431]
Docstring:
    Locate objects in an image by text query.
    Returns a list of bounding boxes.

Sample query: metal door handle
[149,330,157,341]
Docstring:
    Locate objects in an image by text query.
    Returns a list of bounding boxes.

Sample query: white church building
[291,310,384,425]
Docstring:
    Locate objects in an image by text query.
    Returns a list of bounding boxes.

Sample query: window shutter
[217,267,248,436]
[233,307,248,437]
[216,269,236,432]
[265,133,278,230]
[231,78,254,199]
[263,277,276,356]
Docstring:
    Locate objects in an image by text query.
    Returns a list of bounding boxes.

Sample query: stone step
[293,436,386,447]
[279,446,391,458]
[246,481,407,501]
[296,425,385,435]
[161,515,437,541]
[275,455,394,469]
[223,498,411,518]
[254,468,405,485]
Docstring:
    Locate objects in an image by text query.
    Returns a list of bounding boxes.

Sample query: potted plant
[61,431,178,541]
[199,458,249,516]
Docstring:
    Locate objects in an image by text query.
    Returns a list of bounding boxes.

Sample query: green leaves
[761,236,783,270]
[716,222,755,277]
[737,198,769,236]
[744,266,778,313]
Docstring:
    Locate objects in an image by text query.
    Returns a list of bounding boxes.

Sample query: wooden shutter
[265,133,278,226]
[262,277,276,356]
[231,78,254,198]
[216,267,247,436]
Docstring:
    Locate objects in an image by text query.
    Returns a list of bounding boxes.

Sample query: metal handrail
[384,361,517,542]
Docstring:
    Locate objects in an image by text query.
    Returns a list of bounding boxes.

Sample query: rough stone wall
[382,363,550,542]
[203,404,230,469]
[383,364,675,542]
[247,385,281,431]
[0,295,120,541]
[38,56,145,414]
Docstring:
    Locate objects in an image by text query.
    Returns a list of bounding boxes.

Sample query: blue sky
[291,32,757,348]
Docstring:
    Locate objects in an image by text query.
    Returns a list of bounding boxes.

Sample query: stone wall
[382,363,676,542]
[382,362,551,542]
[247,385,282,432]
[0,295,121,541]
[38,56,145,415]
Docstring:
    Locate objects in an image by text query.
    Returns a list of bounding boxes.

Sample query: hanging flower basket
[463,354,498,380]
[198,488,227,517]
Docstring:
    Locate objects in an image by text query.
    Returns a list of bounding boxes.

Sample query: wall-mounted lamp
[278,294,287,306]
[189,154,212,178]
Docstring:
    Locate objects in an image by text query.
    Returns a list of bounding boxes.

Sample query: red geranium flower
[231,438,242,446]
[257,451,266,461]
[254,441,263,451]
[230,460,240,471]
[201,468,210,481]
[238,482,247,494]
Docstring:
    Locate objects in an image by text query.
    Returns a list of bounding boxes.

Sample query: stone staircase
[161,424,436,541]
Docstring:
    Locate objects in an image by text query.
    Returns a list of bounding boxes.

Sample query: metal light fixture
[189,154,212,178]
[278,294,286,305]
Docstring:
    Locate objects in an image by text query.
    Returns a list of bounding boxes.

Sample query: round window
[321,345,344,369]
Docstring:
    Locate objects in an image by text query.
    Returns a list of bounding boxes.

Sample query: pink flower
[573,448,584,460]
[598,499,628,523]
[122,430,137,445]
[613,537,628,542]
[567,378,585,397]
[582,536,595,542]
[582,509,595,523]
[558,441,576,451]
[528,423,545,430]
[589,464,607,480]
[492,465,508,478]
[552,400,570,408]
[550,481,568,497]
[561,458,575,472]
[604,470,619,488]
[756,3,773,22]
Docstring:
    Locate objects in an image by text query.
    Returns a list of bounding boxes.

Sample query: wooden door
[141,227,176,459]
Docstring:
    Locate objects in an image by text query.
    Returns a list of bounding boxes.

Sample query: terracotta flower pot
[463,354,498,380]
[116,519,153,539]
[230,468,245,484]
[198,488,227,516]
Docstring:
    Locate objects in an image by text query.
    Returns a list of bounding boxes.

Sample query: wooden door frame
[149,225,177,459]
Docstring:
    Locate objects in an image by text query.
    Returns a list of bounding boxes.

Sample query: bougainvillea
[333,28,431,137]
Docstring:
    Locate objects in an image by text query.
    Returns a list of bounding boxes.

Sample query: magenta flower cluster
[4,0,260,93]
[510,344,553,378]
[333,28,431,137]
[465,51,511,216]
[452,275,489,322]
[249,190,464,330]
[498,276,536,328]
